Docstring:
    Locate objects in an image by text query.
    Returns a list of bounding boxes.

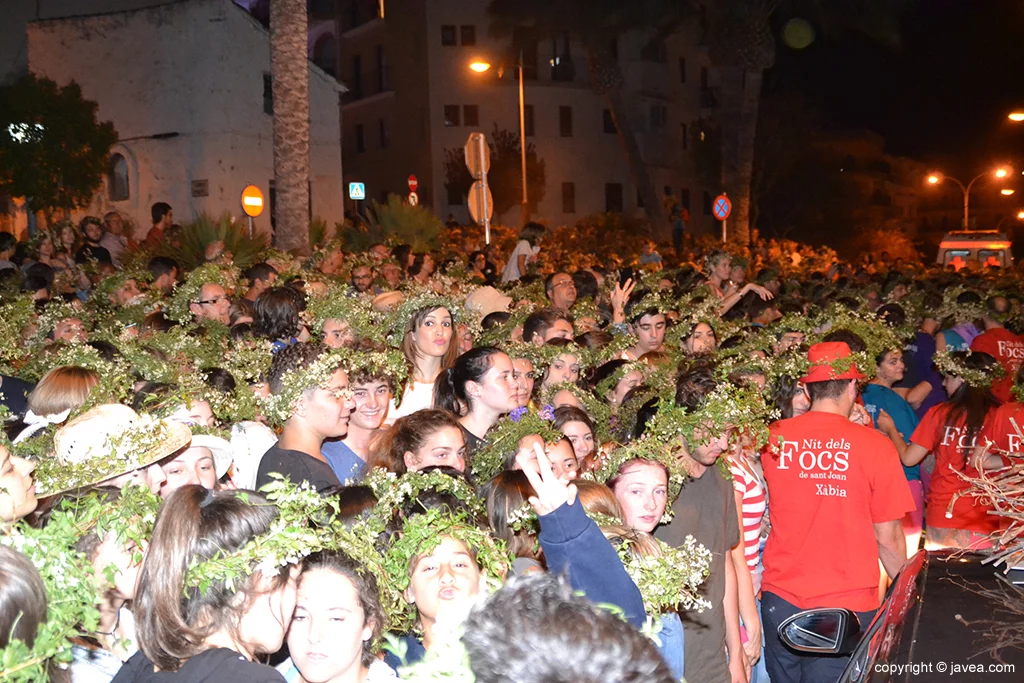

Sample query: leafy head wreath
[167,263,239,323]
[470,410,564,484]
[385,291,460,348]
[259,348,353,427]
[932,350,1002,390]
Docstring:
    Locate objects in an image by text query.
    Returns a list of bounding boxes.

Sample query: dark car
[779,550,1024,681]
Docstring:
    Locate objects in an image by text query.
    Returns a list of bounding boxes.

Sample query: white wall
[25,0,343,238]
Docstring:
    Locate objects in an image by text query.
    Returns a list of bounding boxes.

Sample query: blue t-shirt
[862,383,921,481]
[902,331,947,419]
[321,439,367,483]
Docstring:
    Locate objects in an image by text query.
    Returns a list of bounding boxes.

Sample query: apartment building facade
[338,0,716,230]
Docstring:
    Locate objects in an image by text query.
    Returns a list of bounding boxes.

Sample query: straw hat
[37,404,192,496]
[188,433,234,480]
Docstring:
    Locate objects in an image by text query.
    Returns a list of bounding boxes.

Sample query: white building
[3,0,344,239]
[337,0,715,231]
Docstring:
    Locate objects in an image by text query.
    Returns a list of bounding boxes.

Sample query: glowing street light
[1018,211,1024,220]
[469,61,492,73]
[1002,189,1016,196]
[926,166,1014,229]
[1010,112,1024,122]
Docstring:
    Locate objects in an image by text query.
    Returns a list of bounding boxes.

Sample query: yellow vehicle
[935,230,1013,270]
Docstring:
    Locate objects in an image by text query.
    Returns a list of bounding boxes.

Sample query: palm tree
[269,0,311,253]
[706,0,906,244]
[487,0,687,241]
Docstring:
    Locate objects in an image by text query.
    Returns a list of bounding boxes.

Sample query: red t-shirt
[978,402,1024,453]
[910,403,999,533]
[970,327,1024,404]
[761,412,914,612]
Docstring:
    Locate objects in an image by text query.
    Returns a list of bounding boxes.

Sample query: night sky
[769,0,1024,177]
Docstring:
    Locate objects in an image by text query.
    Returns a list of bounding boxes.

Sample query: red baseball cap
[799,341,867,384]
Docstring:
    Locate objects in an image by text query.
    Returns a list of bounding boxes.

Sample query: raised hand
[517,441,578,516]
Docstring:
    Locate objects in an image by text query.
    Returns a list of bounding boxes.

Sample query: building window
[703,190,712,215]
[355,124,366,153]
[441,25,457,46]
[524,105,535,136]
[375,44,389,92]
[262,73,273,115]
[562,182,576,213]
[559,106,573,137]
[463,105,480,127]
[107,154,129,201]
[681,123,688,149]
[680,188,691,210]
[605,183,624,213]
[640,38,668,63]
[679,57,687,83]
[447,183,463,206]
[664,186,673,197]
[649,104,667,133]
[378,118,389,148]
[351,55,363,98]
[550,31,574,81]
[700,66,709,90]
[602,109,617,134]
[515,28,539,80]
[460,25,476,46]
[444,105,461,127]
[636,190,644,208]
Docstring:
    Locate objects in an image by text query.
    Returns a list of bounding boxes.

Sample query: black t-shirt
[459,423,487,463]
[113,647,284,683]
[255,445,341,492]
[75,244,113,265]
[0,374,34,418]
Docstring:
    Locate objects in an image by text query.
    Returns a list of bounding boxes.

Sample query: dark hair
[589,359,628,396]
[327,485,378,525]
[348,341,397,389]
[674,362,717,410]
[390,244,413,272]
[876,304,906,329]
[469,250,486,267]
[78,216,103,233]
[242,262,278,285]
[25,261,54,286]
[0,232,16,253]
[366,409,463,474]
[134,486,285,671]
[434,346,506,415]
[551,405,595,435]
[572,270,599,300]
[408,252,432,277]
[517,222,546,247]
[299,550,386,667]
[484,470,540,560]
[822,329,866,354]
[202,367,237,394]
[268,342,330,395]
[151,202,172,224]
[523,308,572,344]
[806,379,854,402]
[229,298,255,326]
[942,351,1000,466]
[0,545,47,649]
[462,573,675,683]
[142,310,175,334]
[399,305,460,376]
[147,256,178,281]
[229,322,254,341]
[253,287,301,341]
[575,330,614,352]
[481,311,510,331]
[544,271,571,295]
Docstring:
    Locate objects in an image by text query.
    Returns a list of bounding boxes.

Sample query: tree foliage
[443,125,546,217]
[341,194,444,252]
[0,74,117,216]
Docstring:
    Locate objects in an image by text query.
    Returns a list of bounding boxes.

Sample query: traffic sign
[408,175,419,192]
[464,133,491,179]
[468,180,493,224]
[408,192,419,206]
[713,194,732,220]
[348,182,366,200]
[240,184,264,217]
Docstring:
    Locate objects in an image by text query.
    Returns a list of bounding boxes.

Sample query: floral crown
[539,381,613,441]
[259,349,352,426]
[167,263,239,323]
[470,410,564,483]
[385,291,460,347]
[0,484,162,681]
[592,435,688,500]
[616,534,713,615]
[381,506,511,633]
[32,297,90,344]
[595,360,646,398]
[305,285,381,340]
[476,303,536,347]
[935,286,987,326]
[361,468,487,535]
[647,383,775,453]
[932,350,1002,389]
[0,296,35,370]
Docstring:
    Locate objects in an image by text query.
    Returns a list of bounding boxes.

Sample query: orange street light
[1001,188,1016,196]
[1018,211,1024,220]
[996,168,1010,178]
[469,61,492,73]
[928,167,1016,229]
[927,174,941,184]
[1010,112,1024,122]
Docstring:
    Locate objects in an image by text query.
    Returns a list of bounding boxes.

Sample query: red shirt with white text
[970,327,1024,403]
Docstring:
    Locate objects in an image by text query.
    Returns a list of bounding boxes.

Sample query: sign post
[407,174,418,204]
[240,184,265,238]
[713,193,732,243]
[464,132,492,244]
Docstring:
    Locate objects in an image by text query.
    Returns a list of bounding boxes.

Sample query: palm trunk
[717,66,762,245]
[604,84,671,241]
[270,0,310,253]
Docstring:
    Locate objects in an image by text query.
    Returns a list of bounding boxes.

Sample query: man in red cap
[760,342,914,683]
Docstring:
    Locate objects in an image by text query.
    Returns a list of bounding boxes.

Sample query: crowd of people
[1,203,1023,683]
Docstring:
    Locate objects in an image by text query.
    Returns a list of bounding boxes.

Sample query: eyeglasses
[195,295,228,306]
[551,280,574,289]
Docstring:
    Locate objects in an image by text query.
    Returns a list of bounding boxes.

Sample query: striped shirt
[730,456,767,593]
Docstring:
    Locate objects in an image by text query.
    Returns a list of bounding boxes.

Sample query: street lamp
[995,210,1024,230]
[469,55,529,224]
[1010,112,1024,122]
[925,167,1013,230]
[1001,189,1016,196]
